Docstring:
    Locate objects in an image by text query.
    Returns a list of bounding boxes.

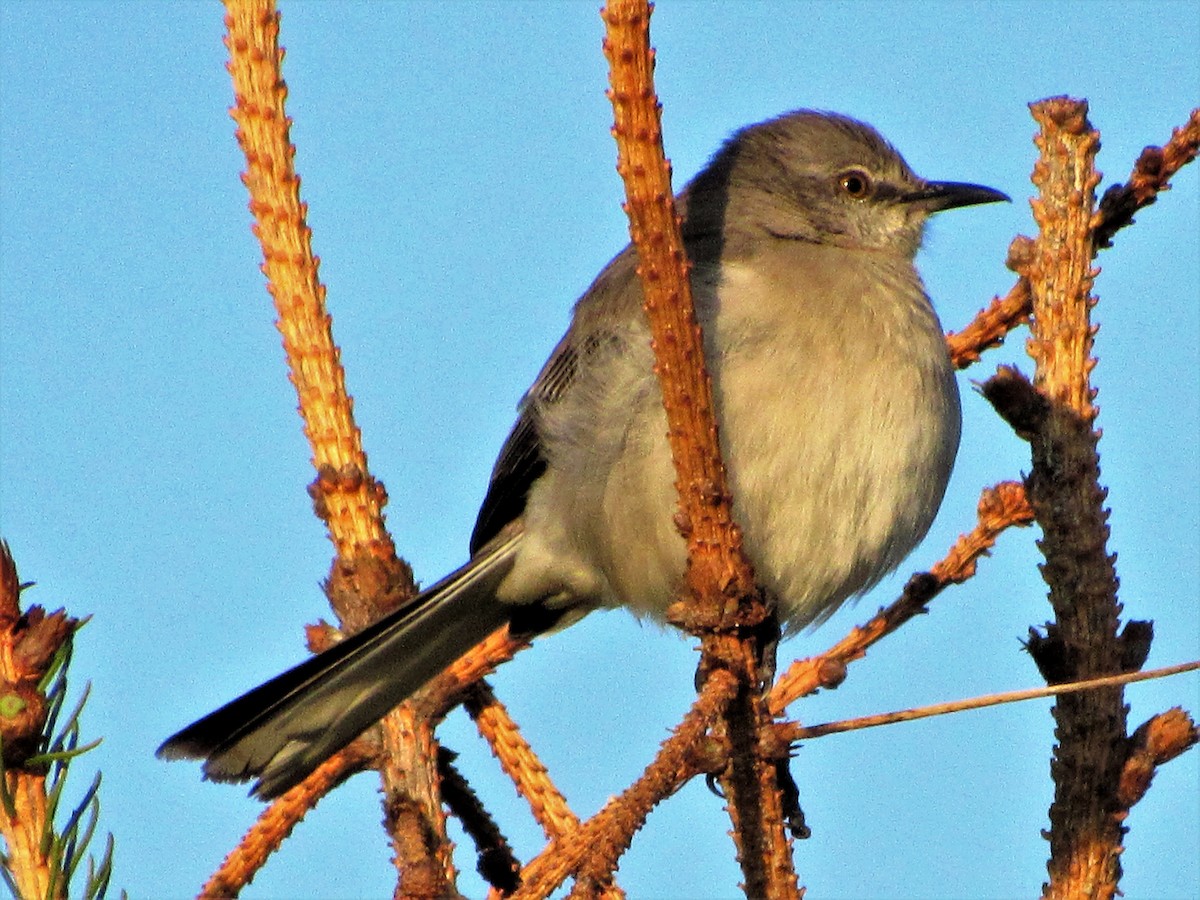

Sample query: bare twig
[1117,708,1200,809]
[220,1,450,892]
[437,748,521,896]
[946,278,1033,369]
[770,482,1034,714]
[419,629,532,721]
[200,742,375,898]
[946,107,1200,371]
[221,0,397,582]
[600,1,757,621]
[776,661,1200,743]
[1021,95,1124,900]
[600,2,795,896]
[513,671,738,900]
[1094,107,1200,247]
[462,685,582,845]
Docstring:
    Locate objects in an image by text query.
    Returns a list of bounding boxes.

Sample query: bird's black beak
[904,180,1011,212]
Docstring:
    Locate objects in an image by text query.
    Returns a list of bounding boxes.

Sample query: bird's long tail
[157,531,522,799]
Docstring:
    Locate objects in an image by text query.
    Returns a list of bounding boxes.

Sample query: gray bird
[159,110,1008,799]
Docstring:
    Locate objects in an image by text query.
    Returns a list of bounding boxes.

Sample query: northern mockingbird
[160,109,1008,799]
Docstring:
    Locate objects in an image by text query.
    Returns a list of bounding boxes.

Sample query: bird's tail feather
[157,532,522,799]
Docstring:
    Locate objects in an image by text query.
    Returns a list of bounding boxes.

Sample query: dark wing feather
[468,245,646,555]
[469,337,576,553]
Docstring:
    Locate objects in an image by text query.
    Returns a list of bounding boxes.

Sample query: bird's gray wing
[469,243,642,554]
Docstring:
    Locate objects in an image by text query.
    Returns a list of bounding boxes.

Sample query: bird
[159,110,1008,800]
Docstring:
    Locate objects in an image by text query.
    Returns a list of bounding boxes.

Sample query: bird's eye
[837,169,873,199]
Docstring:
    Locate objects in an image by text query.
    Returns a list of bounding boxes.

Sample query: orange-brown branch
[221,0,393,576]
[600,1,756,621]
[220,1,448,892]
[1094,107,1200,247]
[771,481,1033,714]
[1117,708,1200,809]
[946,278,1032,369]
[1022,95,1123,900]
[200,743,375,898]
[462,684,582,843]
[946,107,1200,371]
[600,2,795,896]
[513,670,738,899]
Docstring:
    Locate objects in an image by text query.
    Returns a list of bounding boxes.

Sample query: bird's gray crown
[682,110,1002,260]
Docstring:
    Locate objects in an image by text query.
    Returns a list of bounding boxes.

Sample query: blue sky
[1,2,1196,897]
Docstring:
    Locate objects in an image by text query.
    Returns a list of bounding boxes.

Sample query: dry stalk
[775,661,1200,744]
[770,481,1034,715]
[200,742,375,898]
[946,107,1200,371]
[1022,95,1123,900]
[512,670,738,899]
[462,685,581,843]
[600,2,795,896]
[220,1,451,893]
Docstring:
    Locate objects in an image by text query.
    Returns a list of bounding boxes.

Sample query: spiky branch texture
[205,1,1198,897]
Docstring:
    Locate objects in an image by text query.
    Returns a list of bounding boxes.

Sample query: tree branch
[1021,95,1124,900]
[220,2,449,893]
[600,2,795,896]
[770,482,1034,714]
[512,671,738,899]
